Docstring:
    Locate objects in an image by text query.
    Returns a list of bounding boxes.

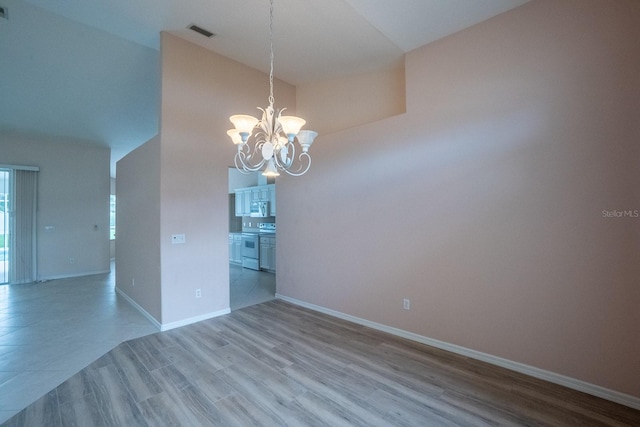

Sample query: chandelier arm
[272,147,285,170]
[234,155,258,174]
[239,140,259,162]
[236,154,265,173]
[287,139,297,167]
[282,152,312,177]
[236,147,266,172]
[271,139,293,171]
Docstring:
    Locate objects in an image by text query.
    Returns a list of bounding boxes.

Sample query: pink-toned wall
[278,0,640,399]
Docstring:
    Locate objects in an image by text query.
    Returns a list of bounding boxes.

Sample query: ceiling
[0,0,528,175]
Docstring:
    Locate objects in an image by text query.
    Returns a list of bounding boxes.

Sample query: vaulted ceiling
[0,0,528,174]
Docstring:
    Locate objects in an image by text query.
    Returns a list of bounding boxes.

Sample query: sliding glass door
[0,169,9,284]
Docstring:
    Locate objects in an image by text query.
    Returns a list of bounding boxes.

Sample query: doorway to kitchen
[228,168,276,310]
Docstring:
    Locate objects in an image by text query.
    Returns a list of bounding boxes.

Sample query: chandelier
[226,0,317,177]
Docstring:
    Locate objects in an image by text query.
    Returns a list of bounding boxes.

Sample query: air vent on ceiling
[188,24,215,38]
[0,6,8,20]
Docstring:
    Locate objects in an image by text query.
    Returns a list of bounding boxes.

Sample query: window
[110,195,116,240]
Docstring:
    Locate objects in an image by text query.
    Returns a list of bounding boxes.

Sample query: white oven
[241,233,260,270]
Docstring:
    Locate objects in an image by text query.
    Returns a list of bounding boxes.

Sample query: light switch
[171,234,186,244]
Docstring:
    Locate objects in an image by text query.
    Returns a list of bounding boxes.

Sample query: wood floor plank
[292,390,387,427]
[137,392,191,427]
[89,363,149,426]
[214,393,284,427]
[368,388,462,427]
[213,367,302,425]
[169,385,227,426]
[56,370,94,406]
[215,323,295,370]
[109,343,162,403]
[161,343,228,383]
[282,363,393,427]
[126,338,172,372]
[150,365,191,392]
[162,330,229,371]
[150,369,226,426]
[58,392,105,427]
[2,390,61,427]
[188,369,236,403]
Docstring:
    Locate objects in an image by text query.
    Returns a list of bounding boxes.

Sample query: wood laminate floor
[3,299,640,426]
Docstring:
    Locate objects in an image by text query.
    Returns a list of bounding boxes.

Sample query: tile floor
[0,263,275,424]
[229,263,276,311]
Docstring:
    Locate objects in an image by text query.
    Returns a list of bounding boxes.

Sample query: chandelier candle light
[227,0,317,177]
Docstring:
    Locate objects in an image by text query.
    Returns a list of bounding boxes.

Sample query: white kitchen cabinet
[234,189,253,216]
[259,235,276,272]
[234,192,244,217]
[235,184,274,216]
[242,190,252,214]
[268,184,276,216]
[251,188,260,203]
[258,186,269,201]
[229,233,243,264]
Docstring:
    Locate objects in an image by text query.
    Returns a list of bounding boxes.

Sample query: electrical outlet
[403,298,410,310]
[195,288,202,298]
[132,278,135,287]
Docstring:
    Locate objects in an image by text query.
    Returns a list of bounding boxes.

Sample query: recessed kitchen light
[188,24,215,38]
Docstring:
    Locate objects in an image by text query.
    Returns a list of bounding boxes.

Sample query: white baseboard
[276,294,640,411]
[159,308,230,332]
[115,287,162,330]
[115,287,230,332]
[38,269,111,281]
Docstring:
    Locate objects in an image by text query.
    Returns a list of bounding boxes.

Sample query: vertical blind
[0,170,8,284]
[10,169,38,284]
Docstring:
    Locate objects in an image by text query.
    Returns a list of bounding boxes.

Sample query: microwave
[250,201,270,217]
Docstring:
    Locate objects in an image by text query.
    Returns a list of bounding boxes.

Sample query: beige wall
[1,131,111,280]
[278,0,640,399]
[116,136,161,320]
[296,64,406,134]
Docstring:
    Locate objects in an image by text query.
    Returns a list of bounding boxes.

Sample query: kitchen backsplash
[242,216,275,232]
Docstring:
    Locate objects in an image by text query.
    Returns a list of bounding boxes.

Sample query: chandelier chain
[268,0,274,108]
